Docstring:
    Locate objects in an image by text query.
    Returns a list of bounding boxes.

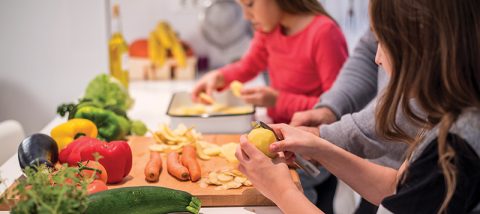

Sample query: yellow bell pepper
[50,118,98,151]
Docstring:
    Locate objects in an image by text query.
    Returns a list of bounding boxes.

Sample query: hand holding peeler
[251,121,321,177]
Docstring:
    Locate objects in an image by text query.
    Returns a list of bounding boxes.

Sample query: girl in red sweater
[193,0,348,123]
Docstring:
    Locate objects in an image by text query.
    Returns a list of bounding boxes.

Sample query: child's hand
[192,70,225,103]
[241,86,278,107]
[235,135,298,203]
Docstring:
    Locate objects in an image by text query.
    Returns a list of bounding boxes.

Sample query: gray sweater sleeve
[319,98,408,168]
[314,30,378,118]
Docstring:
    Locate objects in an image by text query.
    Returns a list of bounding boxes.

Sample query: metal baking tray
[166,91,255,134]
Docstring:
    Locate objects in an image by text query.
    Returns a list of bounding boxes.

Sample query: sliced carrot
[167,152,189,181]
[144,151,163,182]
[181,145,202,182]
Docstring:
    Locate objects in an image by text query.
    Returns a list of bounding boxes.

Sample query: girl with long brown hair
[235,0,480,213]
[192,0,348,124]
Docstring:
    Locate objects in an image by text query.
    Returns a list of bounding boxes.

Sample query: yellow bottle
[109,3,129,88]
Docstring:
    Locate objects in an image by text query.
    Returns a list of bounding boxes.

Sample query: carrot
[144,151,163,182]
[181,145,202,182]
[167,152,189,181]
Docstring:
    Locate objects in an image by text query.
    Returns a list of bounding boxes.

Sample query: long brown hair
[275,0,333,20]
[371,0,480,212]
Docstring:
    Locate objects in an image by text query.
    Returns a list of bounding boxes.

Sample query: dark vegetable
[18,133,59,170]
[86,186,201,214]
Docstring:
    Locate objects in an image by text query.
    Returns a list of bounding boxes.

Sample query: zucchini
[86,186,201,214]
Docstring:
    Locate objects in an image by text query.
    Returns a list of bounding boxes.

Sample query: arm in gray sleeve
[314,30,379,118]
[319,100,408,168]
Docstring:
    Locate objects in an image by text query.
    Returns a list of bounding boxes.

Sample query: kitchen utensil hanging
[200,0,252,50]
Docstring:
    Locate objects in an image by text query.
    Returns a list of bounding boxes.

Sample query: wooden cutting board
[108,135,302,207]
[0,135,302,209]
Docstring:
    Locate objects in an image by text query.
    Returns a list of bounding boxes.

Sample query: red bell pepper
[58,137,132,184]
[80,140,132,184]
[59,137,102,165]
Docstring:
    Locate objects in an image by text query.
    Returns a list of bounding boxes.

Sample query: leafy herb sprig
[8,164,89,214]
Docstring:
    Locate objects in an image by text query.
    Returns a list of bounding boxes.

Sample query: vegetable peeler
[251,121,321,177]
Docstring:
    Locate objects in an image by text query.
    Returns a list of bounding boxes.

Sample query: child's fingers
[237,164,247,177]
[205,80,216,96]
[239,135,264,158]
[235,140,250,162]
[240,87,257,95]
[242,94,261,105]
[191,84,205,102]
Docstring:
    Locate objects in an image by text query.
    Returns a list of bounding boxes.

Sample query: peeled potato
[220,142,239,163]
[230,80,243,97]
[225,181,243,189]
[217,173,234,182]
[221,106,253,114]
[149,144,167,152]
[247,127,277,158]
[234,176,247,183]
[195,141,211,160]
[150,123,202,153]
[202,169,252,190]
[199,92,215,105]
[198,141,218,148]
[204,147,221,156]
[230,169,244,177]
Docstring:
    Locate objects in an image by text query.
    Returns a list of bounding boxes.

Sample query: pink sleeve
[275,91,320,122]
[219,31,269,86]
[314,22,349,92]
[274,22,348,121]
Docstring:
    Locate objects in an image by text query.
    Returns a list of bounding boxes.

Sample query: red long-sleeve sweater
[219,15,348,123]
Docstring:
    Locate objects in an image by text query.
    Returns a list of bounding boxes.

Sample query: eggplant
[18,133,59,170]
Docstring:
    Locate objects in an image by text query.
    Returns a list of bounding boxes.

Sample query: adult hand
[191,70,225,103]
[241,86,278,107]
[296,126,320,137]
[268,123,330,161]
[290,107,337,127]
[235,135,298,202]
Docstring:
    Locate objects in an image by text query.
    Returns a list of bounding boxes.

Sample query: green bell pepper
[73,106,131,142]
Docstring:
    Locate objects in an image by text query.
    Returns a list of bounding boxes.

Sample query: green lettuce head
[84,74,133,110]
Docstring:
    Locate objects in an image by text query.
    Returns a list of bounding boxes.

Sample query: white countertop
[0,80,281,214]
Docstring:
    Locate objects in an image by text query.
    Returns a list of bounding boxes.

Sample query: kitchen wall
[0,0,108,134]
[0,0,369,135]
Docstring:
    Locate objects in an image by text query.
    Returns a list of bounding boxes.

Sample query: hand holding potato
[235,135,297,203]
[240,86,278,107]
[192,70,225,103]
[268,123,331,161]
